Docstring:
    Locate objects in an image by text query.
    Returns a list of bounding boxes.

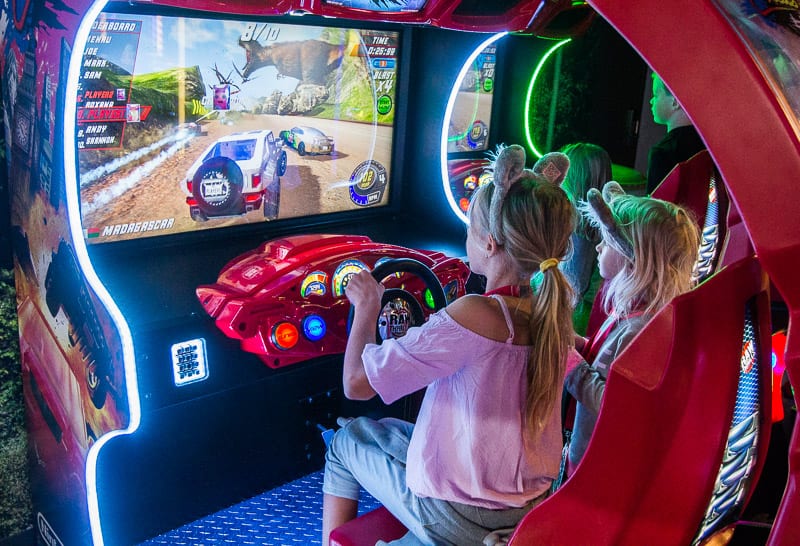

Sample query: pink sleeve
[566,347,585,376]
[362,310,474,404]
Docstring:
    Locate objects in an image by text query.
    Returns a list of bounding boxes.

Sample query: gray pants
[323,417,543,546]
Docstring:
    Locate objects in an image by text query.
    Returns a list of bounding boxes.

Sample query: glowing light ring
[300,271,329,297]
[523,39,571,159]
[441,32,507,225]
[332,259,368,297]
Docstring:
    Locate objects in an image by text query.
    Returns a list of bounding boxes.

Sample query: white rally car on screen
[279,126,335,156]
[181,130,288,221]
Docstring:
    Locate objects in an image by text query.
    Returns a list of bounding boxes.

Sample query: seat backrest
[652,150,713,210]
[510,254,772,545]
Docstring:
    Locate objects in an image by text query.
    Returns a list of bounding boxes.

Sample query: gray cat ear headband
[583,181,635,260]
[533,152,570,185]
[487,144,570,245]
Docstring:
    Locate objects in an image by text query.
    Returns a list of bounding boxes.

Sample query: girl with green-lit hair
[558,142,612,335]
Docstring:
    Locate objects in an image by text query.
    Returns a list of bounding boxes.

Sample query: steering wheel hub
[379,297,413,340]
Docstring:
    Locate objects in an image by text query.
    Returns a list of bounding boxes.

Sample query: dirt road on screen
[80,113,392,242]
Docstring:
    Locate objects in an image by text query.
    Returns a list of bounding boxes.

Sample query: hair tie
[539,258,560,272]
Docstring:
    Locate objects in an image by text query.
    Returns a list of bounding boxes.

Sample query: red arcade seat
[650,149,755,276]
[330,254,771,545]
[652,151,719,221]
[330,506,406,546]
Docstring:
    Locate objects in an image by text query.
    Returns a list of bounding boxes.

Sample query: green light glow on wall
[524,39,571,159]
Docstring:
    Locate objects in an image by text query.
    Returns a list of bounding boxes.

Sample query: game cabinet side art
[3,1,138,545]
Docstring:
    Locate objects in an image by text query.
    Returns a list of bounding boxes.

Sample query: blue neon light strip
[63,2,141,545]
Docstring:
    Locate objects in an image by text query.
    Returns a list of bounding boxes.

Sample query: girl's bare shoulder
[447,294,493,317]
[446,295,514,342]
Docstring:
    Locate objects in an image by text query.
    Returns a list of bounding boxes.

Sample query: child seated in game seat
[321,144,577,545]
[565,182,700,473]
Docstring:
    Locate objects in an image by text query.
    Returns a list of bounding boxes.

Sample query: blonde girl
[322,144,576,545]
[565,181,700,471]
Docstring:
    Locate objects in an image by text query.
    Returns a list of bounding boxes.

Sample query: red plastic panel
[139,0,294,16]
[651,150,719,227]
[772,332,787,424]
[197,234,470,368]
[329,507,407,546]
[142,0,545,32]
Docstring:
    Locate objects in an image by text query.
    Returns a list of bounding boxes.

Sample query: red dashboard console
[197,234,471,368]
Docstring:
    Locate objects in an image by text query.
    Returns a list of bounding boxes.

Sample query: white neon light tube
[440,32,507,225]
[63,2,141,545]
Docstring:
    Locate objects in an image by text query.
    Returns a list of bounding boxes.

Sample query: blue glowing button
[303,315,327,341]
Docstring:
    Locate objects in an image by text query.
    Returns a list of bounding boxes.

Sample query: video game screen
[323,0,428,11]
[76,11,401,244]
[446,42,496,153]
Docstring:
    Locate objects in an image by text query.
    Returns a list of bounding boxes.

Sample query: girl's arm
[342,270,383,400]
[565,321,643,412]
[565,361,606,413]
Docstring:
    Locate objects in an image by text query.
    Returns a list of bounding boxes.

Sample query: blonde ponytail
[473,174,576,433]
[527,265,574,431]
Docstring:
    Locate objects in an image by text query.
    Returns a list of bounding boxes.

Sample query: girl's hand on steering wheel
[345,270,385,317]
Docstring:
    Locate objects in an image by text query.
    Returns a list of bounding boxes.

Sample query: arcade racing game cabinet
[3,1,528,544]
[4,0,800,545]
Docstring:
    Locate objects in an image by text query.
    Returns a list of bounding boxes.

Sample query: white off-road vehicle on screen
[181,129,288,221]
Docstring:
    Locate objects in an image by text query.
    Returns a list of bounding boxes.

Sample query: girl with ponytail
[322,144,576,545]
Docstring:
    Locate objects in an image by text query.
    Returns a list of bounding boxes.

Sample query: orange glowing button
[271,322,299,350]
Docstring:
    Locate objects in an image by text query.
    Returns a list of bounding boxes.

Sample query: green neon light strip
[524,39,571,159]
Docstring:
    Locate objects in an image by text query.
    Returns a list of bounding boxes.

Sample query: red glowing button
[271,322,299,350]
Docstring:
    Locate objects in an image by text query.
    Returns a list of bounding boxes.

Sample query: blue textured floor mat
[139,469,382,546]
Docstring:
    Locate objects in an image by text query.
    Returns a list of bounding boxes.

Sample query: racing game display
[447,42,496,153]
[442,40,498,221]
[77,12,400,244]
